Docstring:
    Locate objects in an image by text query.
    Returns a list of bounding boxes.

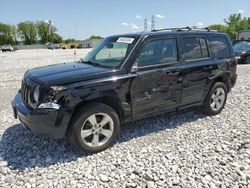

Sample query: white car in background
[1,44,14,52]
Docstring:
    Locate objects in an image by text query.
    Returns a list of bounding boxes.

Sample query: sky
[0,0,250,40]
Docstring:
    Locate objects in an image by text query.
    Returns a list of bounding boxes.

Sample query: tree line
[208,13,250,40]
[0,20,63,45]
[1,13,249,46]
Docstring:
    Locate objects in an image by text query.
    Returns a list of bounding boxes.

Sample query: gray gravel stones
[0,50,250,187]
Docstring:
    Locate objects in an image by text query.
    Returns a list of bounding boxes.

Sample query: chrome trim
[38,102,61,110]
[63,73,137,89]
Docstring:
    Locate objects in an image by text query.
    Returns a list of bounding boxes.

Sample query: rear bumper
[11,93,71,139]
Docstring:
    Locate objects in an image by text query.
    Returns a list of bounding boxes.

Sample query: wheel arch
[66,92,125,135]
[209,73,230,93]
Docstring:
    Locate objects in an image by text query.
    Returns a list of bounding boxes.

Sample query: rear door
[180,34,216,106]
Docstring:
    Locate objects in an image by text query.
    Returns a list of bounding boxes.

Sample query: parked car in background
[237,30,250,41]
[48,43,60,50]
[12,27,237,153]
[1,44,14,52]
[234,41,250,64]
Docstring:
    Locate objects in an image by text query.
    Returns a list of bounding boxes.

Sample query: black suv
[12,27,237,153]
[234,41,250,64]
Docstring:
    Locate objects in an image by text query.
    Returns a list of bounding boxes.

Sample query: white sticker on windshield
[117,37,134,44]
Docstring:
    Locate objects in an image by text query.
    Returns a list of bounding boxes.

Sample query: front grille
[21,79,30,104]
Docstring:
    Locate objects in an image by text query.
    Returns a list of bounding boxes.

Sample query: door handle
[164,70,180,76]
[152,88,161,92]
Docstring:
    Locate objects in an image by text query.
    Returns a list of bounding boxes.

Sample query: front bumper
[11,93,71,139]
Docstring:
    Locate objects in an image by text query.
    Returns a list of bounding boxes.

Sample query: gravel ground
[0,49,250,188]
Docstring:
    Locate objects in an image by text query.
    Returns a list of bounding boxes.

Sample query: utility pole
[151,15,155,31]
[75,22,78,42]
[74,22,78,60]
[144,18,148,32]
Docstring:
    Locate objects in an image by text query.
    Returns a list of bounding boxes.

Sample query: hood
[234,49,249,55]
[25,61,115,86]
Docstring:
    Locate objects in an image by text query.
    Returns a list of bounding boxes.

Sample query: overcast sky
[0,0,250,39]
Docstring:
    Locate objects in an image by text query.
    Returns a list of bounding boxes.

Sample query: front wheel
[201,82,227,115]
[69,103,120,153]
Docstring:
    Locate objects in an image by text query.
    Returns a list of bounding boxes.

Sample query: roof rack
[151,27,218,32]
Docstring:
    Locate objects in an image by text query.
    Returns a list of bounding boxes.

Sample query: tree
[208,14,250,40]
[37,20,60,44]
[208,24,227,32]
[64,38,75,44]
[89,35,103,40]
[18,21,37,45]
[37,21,49,44]
[51,33,62,43]
[0,23,14,45]
[10,25,18,45]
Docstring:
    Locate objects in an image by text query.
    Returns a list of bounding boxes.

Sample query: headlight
[33,86,40,102]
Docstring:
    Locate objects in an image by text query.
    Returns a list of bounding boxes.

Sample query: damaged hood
[25,61,116,86]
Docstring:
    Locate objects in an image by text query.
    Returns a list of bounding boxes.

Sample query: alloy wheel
[80,113,114,147]
[210,88,226,111]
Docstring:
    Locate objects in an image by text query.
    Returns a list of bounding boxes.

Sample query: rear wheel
[201,82,227,115]
[69,103,120,153]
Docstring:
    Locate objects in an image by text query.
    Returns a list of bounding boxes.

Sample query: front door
[130,37,183,118]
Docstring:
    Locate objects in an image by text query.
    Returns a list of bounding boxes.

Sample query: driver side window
[137,38,178,67]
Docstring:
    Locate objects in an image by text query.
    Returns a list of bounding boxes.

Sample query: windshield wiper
[80,58,101,67]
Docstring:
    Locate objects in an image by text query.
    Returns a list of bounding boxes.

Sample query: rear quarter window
[210,36,231,59]
[183,37,209,61]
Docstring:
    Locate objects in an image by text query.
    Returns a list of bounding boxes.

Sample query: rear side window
[183,37,209,60]
[210,36,231,59]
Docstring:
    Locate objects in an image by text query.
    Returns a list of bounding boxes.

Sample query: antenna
[144,18,148,32]
[151,15,155,31]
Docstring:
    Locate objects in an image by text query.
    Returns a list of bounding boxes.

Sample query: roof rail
[152,27,191,32]
[191,27,218,32]
[151,27,218,32]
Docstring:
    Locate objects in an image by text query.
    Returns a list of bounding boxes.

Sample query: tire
[69,103,120,153]
[201,82,227,116]
[245,56,250,64]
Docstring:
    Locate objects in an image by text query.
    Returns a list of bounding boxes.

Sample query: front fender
[64,76,133,123]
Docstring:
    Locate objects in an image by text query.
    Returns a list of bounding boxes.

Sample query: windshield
[234,41,250,51]
[83,36,139,68]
